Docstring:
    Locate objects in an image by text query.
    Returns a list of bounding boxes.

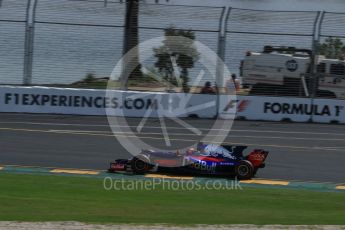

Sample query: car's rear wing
[246,149,269,167]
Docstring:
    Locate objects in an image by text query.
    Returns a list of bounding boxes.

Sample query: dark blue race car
[108,143,268,179]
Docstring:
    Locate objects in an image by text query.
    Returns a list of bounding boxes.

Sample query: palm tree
[122,0,169,82]
[123,0,141,80]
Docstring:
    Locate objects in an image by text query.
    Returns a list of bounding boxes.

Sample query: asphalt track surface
[0,113,344,183]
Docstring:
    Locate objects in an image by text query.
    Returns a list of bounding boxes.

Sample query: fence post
[23,0,37,85]
[313,11,325,97]
[310,11,323,99]
[215,7,230,118]
[23,0,31,85]
[308,11,324,122]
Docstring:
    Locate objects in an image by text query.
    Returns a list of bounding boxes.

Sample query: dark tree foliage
[154,27,199,93]
[318,37,345,59]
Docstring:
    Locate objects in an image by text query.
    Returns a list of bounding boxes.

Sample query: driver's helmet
[197,142,207,152]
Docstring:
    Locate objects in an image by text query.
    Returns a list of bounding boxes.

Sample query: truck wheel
[317,90,336,98]
[250,83,277,96]
[236,160,254,180]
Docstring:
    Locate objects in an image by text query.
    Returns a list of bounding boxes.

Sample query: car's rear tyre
[131,157,152,174]
[236,160,254,180]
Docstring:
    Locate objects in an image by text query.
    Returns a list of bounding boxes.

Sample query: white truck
[240,46,345,98]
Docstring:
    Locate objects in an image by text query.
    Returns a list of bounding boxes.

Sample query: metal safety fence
[1,0,345,99]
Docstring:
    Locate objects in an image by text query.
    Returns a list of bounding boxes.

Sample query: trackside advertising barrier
[235,96,345,123]
[0,86,344,124]
[0,86,219,118]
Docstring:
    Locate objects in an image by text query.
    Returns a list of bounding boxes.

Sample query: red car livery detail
[247,150,268,167]
[111,163,126,171]
[190,156,227,162]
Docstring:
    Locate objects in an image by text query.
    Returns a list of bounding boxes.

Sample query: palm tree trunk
[123,0,142,84]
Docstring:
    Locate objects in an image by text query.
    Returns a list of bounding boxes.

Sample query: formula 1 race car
[108,143,268,179]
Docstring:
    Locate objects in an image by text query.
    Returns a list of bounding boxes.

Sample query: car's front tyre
[131,156,152,174]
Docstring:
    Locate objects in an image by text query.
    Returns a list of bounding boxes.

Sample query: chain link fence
[0,0,28,84]
[32,0,125,84]
[136,4,224,92]
[225,9,319,97]
[318,12,345,99]
[1,0,345,99]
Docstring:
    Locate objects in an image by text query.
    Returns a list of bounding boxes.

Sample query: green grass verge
[0,173,344,225]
